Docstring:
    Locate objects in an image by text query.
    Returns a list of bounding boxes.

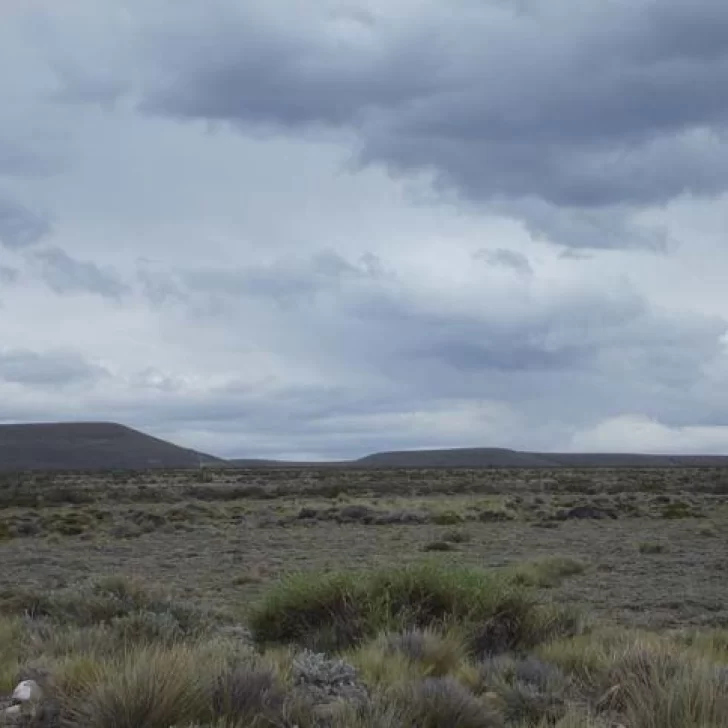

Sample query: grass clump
[391,677,503,728]
[661,501,696,519]
[0,575,218,659]
[422,540,458,552]
[350,627,470,687]
[442,528,471,543]
[605,642,728,728]
[638,541,667,554]
[54,644,318,728]
[477,655,571,725]
[507,557,586,589]
[59,644,205,728]
[431,510,463,526]
[248,562,579,656]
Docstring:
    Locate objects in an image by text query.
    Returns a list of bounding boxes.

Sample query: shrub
[0,616,24,692]
[249,562,576,656]
[477,656,570,725]
[507,557,586,589]
[607,643,728,728]
[60,645,206,728]
[206,659,291,726]
[661,502,695,519]
[0,576,214,639]
[477,508,515,523]
[337,505,376,523]
[422,541,458,552]
[381,627,467,678]
[248,570,369,652]
[432,511,463,526]
[442,529,471,543]
[638,541,667,554]
[391,677,503,728]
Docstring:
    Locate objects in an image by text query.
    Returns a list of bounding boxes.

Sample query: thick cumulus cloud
[2,1,728,457]
[36,0,728,247]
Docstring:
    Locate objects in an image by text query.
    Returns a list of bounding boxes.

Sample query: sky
[2,0,728,459]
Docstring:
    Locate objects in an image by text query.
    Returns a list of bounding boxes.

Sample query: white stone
[11,680,42,703]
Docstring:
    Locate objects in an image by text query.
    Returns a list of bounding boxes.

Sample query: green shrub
[432,510,463,526]
[60,645,206,728]
[422,540,458,552]
[381,627,467,677]
[638,541,667,554]
[0,576,214,638]
[607,643,728,728]
[442,529,471,543]
[391,677,502,728]
[507,557,586,589]
[248,562,577,655]
[661,502,695,519]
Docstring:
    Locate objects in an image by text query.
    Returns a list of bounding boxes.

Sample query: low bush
[0,575,216,639]
[638,541,667,554]
[390,677,503,728]
[422,540,458,552]
[248,562,579,656]
[507,557,586,589]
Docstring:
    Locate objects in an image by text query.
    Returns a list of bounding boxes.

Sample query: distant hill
[0,422,221,472]
[229,447,728,469]
[5,423,728,473]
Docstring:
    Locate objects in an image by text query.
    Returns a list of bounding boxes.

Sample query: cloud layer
[2,0,728,458]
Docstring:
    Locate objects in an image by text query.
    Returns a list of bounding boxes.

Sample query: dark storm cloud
[0,348,108,387]
[83,0,728,227]
[33,247,130,299]
[0,198,51,249]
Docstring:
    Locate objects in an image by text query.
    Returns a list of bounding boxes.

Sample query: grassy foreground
[1,559,727,727]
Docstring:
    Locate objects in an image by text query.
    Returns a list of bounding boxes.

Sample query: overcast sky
[2,0,728,459]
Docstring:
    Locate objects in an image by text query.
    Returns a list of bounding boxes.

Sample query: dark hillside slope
[0,422,221,472]
[353,448,728,469]
[354,447,560,469]
[228,448,728,469]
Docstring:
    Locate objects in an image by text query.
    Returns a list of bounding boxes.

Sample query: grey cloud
[0,198,51,249]
[473,247,532,274]
[33,247,130,299]
[421,341,585,373]
[0,266,19,285]
[136,260,188,306]
[183,249,387,306]
[0,348,108,387]
[494,198,674,251]
[345,280,727,402]
[61,0,728,225]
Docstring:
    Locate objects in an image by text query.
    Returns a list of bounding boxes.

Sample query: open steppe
[1,466,728,726]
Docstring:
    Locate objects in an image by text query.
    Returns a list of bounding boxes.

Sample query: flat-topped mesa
[0,421,221,472]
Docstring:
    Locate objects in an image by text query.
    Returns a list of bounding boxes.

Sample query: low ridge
[230,447,728,469]
[0,422,220,472]
[5,422,728,472]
